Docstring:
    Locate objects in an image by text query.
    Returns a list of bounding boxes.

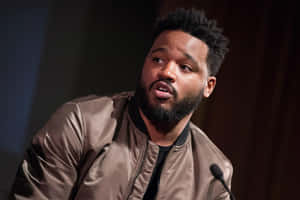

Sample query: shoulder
[58,91,133,121]
[36,91,134,160]
[60,91,134,132]
[189,122,233,182]
[61,91,133,146]
[69,91,134,112]
[50,91,133,126]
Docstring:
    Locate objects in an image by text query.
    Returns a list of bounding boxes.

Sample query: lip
[151,81,174,99]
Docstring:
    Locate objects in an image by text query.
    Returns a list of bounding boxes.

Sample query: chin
[150,95,173,107]
[151,100,176,113]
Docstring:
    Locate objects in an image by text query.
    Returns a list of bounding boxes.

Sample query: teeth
[158,87,167,92]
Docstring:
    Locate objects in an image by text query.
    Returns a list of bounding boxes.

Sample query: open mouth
[152,81,173,99]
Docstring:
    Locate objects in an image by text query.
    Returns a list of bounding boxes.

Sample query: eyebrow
[150,47,200,70]
[150,47,166,54]
[182,51,200,70]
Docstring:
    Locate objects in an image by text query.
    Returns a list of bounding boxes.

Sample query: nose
[158,60,177,82]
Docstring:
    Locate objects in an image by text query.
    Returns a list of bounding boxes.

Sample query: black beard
[135,79,203,132]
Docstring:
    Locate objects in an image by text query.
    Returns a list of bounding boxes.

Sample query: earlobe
[204,76,216,98]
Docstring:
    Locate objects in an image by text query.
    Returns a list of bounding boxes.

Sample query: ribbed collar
[128,96,189,146]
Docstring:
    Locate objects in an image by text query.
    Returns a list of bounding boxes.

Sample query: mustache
[149,79,177,97]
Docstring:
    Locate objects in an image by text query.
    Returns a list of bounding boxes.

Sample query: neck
[139,108,192,147]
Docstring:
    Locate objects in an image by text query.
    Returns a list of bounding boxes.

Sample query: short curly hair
[153,8,229,76]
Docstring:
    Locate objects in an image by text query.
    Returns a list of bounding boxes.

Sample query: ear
[203,76,216,98]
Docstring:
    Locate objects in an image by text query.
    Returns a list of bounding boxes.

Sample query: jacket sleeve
[9,103,84,200]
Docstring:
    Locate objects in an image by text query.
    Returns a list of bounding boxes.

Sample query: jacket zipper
[126,140,148,200]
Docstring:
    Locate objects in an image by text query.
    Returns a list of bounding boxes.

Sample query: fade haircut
[153,8,229,76]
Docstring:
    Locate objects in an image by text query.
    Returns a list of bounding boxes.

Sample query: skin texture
[138,30,216,146]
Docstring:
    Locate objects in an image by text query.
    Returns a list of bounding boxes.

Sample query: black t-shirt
[142,145,171,200]
[128,96,189,200]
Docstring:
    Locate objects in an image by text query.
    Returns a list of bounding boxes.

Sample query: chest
[73,139,210,200]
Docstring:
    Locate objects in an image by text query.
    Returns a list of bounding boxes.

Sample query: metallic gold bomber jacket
[10,92,233,200]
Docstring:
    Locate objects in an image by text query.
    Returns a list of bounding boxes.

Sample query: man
[10,8,233,200]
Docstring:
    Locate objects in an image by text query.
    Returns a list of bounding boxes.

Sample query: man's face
[136,30,216,129]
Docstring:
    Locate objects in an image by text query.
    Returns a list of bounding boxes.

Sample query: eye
[180,64,193,72]
[152,57,163,64]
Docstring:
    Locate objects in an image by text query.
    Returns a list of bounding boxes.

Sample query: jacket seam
[126,139,148,200]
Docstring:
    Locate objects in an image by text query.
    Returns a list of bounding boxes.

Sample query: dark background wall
[1,0,299,199]
[0,1,51,198]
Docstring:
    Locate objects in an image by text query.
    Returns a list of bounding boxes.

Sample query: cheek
[140,68,149,85]
[180,79,204,96]
[141,64,156,85]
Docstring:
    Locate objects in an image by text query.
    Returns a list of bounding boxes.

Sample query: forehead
[151,30,209,62]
